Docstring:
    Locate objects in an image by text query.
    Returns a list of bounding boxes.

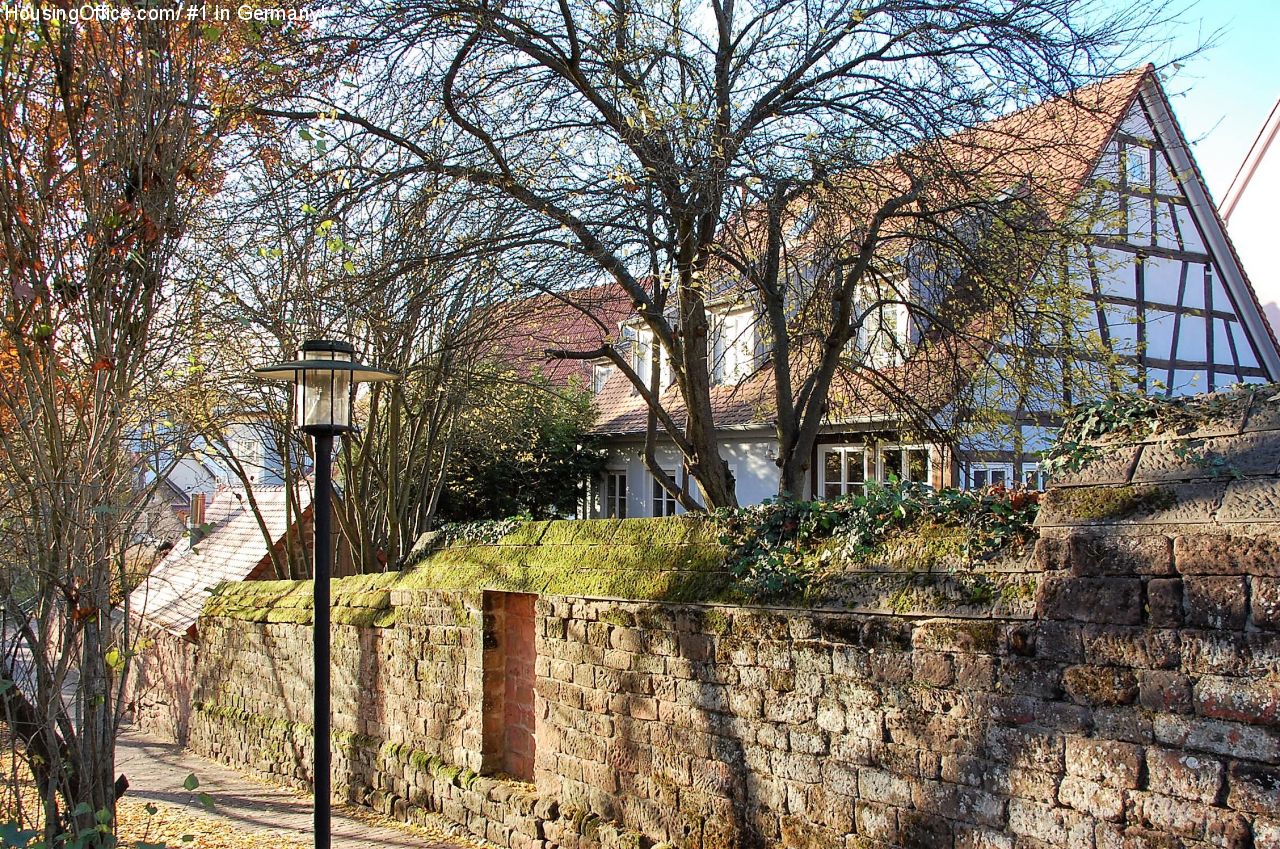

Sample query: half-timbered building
[503,67,1280,517]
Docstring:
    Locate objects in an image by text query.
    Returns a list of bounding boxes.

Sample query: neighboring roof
[129,484,311,637]
[1220,97,1280,223]
[484,283,634,385]
[589,71,1150,436]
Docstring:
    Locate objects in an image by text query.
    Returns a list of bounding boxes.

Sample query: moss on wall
[203,517,733,625]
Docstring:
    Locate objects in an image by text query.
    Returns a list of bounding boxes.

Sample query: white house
[512,67,1280,518]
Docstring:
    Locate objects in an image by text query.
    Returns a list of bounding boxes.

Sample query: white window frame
[820,443,932,499]
[605,471,627,518]
[591,361,615,394]
[849,276,911,368]
[625,324,674,392]
[711,307,756,385]
[651,470,678,517]
[819,446,867,499]
[1021,463,1045,491]
[877,444,932,486]
[969,463,1013,490]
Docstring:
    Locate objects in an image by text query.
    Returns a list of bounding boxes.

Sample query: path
[116,727,478,849]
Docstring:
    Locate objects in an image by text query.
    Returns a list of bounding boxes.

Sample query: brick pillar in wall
[482,591,537,781]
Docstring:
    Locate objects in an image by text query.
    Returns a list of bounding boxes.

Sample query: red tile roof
[483,283,634,385]
[581,71,1151,435]
[128,485,311,637]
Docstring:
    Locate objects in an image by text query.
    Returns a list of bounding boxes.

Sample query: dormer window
[848,277,910,368]
[591,360,615,393]
[710,308,757,384]
[623,323,674,392]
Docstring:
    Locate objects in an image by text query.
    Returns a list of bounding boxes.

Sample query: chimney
[189,493,206,541]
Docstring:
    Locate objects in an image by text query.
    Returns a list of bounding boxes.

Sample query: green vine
[712,482,1039,602]
[1044,385,1272,475]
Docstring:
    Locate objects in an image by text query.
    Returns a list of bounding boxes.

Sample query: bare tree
[0,11,306,840]
[255,0,1185,508]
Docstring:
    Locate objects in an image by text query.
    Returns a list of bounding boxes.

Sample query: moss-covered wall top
[202,517,732,626]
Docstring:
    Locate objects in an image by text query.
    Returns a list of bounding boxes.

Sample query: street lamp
[256,339,397,849]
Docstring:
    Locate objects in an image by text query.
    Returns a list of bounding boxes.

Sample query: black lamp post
[256,339,397,849]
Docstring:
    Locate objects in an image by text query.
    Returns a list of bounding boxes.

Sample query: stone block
[1037,576,1143,625]
[1138,670,1194,714]
[1082,625,1181,669]
[1048,444,1142,487]
[1007,798,1091,846]
[1146,578,1185,627]
[1194,675,1280,726]
[912,620,1002,654]
[1064,737,1143,788]
[1062,664,1138,706]
[1185,577,1249,630]
[1134,433,1280,483]
[1153,715,1280,762]
[1256,818,1280,849]
[1254,578,1280,629]
[1041,482,1222,527]
[854,801,898,843]
[1058,775,1124,821]
[1225,762,1280,817]
[1145,747,1223,804]
[1220,479,1280,524]
[1176,533,1280,576]
[1067,532,1174,576]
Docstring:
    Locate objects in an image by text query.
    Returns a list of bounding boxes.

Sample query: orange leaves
[91,357,113,373]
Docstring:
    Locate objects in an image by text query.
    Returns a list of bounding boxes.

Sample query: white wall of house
[593,433,781,517]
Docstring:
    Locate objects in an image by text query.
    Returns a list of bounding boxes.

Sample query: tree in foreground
[272,0,1185,509]
[0,11,305,842]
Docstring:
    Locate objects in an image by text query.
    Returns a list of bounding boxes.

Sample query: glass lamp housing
[255,339,398,435]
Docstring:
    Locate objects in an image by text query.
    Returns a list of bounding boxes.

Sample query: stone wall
[177,393,1280,849]
[125,622,197,743]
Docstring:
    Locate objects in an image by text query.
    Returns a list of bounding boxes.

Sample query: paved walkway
[116,727,475,849]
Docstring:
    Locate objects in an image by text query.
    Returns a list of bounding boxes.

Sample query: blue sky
[1152,0,1280,196]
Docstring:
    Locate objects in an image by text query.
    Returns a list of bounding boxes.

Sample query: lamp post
[256,339,397,849]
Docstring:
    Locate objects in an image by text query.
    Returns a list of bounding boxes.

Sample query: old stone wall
[176,394,1280,849]
[125,622,197,743]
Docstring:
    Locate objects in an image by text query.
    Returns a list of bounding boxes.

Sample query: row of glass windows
[820,444,931,498]
[599,448,1043,519]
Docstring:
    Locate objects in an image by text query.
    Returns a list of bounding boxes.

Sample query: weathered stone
[1219,479,1280,524]
[1193,675,1280,726]
[1176,532,1280,576]
[1062,664,1139,706]
[1138,670,1194,715]
[1134,433,1280,483]
[1185,577,1249,630]
[1145,747,1223,804]
[1226,763,1280,817]
[1048,445,1142,488]
[1083,625,1181,669]
[1153,715,1280,762]
[1058,775,1124,821]
[1064,737,1143,788]
[1147,577,1186,628]
[1037,576,1143,625]
[1068,532,1174,576]
[1254,577,1280,629]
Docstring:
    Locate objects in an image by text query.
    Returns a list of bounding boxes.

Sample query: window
[882,447,930,484]
[821,447,866,498]
[821,443,931,498]
[969,463,1012,489]
[652,471,678,517]
[605,472,627,518]
[591,362,615,394]
[624,324,674,392]
[850,279,910,368]
[711,309,756,384]
[1022,464,1045,491]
